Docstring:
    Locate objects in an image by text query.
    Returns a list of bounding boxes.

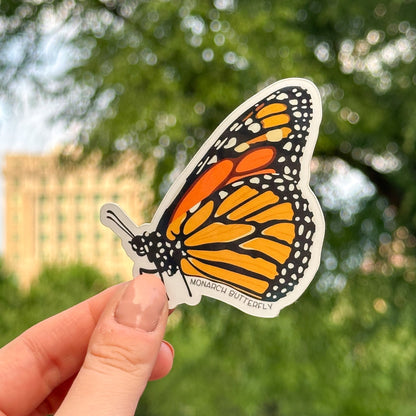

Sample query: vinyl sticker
[101,78,325,318]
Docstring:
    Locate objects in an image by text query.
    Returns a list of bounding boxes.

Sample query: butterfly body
[129,231,180,277]
[101,78,324,318]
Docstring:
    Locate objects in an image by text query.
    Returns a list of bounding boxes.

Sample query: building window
[39,195,48,204]
[13,194,20,205]
[39,233,48,242]
[39,213,48,223]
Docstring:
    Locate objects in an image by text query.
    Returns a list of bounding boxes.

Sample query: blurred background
[1,0,416,414]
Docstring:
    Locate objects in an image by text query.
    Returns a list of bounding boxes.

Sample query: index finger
[0,283,121,416]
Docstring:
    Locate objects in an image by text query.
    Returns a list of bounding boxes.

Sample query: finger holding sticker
[0,275,174,416]
[101,78,325,318]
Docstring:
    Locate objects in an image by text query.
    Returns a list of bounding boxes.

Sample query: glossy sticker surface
[101,78,325,317]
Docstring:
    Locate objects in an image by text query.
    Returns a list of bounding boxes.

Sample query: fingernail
[162,340,175,358]
[115,275,166,331]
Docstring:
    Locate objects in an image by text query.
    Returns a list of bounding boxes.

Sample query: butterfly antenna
[106,209,135,239]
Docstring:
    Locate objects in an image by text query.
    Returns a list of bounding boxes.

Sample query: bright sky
[0,20,75,254]
[0,84,73,253]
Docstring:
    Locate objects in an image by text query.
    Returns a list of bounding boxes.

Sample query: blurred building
[3,150,151,287]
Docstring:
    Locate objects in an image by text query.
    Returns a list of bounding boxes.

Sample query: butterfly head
[129,234,149,256]
[102,206,150,258]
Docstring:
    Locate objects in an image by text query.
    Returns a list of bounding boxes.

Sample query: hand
[0,274,174,416]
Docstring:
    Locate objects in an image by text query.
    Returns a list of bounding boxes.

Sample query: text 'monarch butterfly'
[101,78,325,318]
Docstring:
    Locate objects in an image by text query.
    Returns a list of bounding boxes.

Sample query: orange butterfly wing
[166,174,312,301]
[168,146,277,229]
[159,85,318,301]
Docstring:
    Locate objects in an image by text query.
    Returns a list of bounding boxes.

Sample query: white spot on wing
[189,202,201,213]
[224,137,237,148]
[248,123,261,133]
[196,157,209,174]
[283,142,292,151]
[232,180,244,187]
[208,155,218,165]
[277,93,289,100]
[216,137,230,150]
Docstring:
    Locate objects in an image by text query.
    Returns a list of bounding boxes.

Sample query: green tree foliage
[0,262,109,347]
[0,259,22,343]
[1,0,416,231]
[1,0,416,414]
[151,271,416,416]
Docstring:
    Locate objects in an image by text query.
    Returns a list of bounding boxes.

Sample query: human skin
[0,274,174,416]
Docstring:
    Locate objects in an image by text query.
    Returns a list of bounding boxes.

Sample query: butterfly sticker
[100,78,325,318]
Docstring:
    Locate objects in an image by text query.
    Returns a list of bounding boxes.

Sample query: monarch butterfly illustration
[101,78,324,318]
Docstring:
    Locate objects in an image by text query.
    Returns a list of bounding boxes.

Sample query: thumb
[56,274,170,416]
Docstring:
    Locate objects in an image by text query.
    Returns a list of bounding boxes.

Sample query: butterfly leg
[139,267,158,275]
[138,267,172,301]
[180,271,192,297]
[138,267,192,298]
[139,266,167,286]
